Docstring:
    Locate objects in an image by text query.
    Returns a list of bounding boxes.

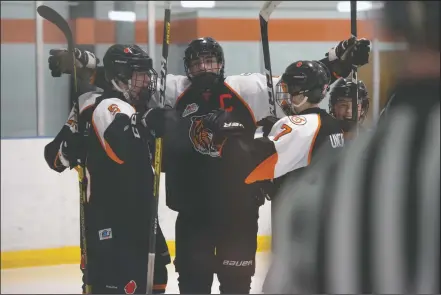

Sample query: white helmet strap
[111,79,131,102]
[291,94,309,114]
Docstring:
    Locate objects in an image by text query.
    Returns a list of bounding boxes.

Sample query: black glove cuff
[329,59,352,78]
[140,108,167,138]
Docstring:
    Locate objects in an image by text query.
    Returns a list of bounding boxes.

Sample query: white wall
[1,138,272,252]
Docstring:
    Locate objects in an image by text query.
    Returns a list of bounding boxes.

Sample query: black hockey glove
[189,109,246,157]
[48,48,99,79]
[203,109,246,135]
[60,132,86,169]
[327,37,371,67]
[258,180,278,202]
[257,116,279,137]
[131,108,168,139]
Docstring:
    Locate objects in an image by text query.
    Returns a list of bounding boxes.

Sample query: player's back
[271,108,344,192]
[79,91,155,254]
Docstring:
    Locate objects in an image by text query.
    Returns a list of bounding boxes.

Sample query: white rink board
[1,138,272,252]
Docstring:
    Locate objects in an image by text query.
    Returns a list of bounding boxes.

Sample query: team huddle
[44,35,371,294]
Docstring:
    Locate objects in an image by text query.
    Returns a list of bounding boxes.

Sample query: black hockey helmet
[183,37,225,87]
[103,44,157,107]
[275,60,330,115]
[329,77,369,123]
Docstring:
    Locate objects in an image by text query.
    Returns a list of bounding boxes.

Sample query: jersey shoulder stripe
[92,98,135,164]
[79,91,103,114]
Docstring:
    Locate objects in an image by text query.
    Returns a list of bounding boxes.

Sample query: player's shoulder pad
[225,73,264,91]
[169,74,191,93]
[79,90,103,115]
[226,72,281,84]
[268,114,321,140]
[162,74,191,107]
[166,73,190,85]
[224,73,266,108]
[225,74,283,119]
[92,98,136,145]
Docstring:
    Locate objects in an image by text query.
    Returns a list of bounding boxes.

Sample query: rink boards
[0,138,272,269]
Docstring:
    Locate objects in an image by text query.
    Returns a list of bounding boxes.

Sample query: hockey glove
[257,116,279,137]
[327,37,371,67]
[48,48,99,79]
[59,132,86,169]
[189,109,245,157]
[132,108,168,139]
[206,109,246,135]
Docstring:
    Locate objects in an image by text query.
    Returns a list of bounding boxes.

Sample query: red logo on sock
[80,254,85,270]
[124,280,137,294]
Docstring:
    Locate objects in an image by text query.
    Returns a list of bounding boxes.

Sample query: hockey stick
[36,5,91,294]
[259,1,282,117]
[146,1,171,294]
[259,0,282,254]
[350,1,359,135]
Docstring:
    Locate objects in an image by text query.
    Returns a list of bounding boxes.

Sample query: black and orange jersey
[44,90,156,253]
[44,101,81,173]
[162,78,268,213]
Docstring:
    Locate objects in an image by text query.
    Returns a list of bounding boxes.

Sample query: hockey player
[328,77,370,134]
[188,60,345,182]
[43,44,172,294]
[187,60,345,218]
[47,36,370,294]
[187,60,346,294]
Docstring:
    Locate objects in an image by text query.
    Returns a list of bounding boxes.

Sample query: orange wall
[1,18,390,44]
[359,50,400,124]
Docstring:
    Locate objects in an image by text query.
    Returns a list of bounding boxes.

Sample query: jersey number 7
[273,124,292,141]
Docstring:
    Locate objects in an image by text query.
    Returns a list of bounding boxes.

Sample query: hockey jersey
[220,108,345,185]
[159,74,285,213]
[159,73,284,120]
[44,90,171,281]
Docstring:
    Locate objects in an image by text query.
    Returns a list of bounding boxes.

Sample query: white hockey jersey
[155,73,285,121]
[219,108,345,184]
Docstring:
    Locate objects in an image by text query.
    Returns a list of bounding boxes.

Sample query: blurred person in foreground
[264,1,440,293]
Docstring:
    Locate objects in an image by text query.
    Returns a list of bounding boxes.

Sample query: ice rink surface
[1,252,271,294]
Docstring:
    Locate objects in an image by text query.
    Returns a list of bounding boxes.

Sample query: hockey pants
[174,206,259,294]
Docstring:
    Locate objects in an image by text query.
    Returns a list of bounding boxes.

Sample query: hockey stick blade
[37,5,77,92]
[259,1,283,21]
[37,5,74,49]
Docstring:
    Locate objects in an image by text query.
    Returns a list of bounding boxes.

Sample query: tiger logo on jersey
[189,115,224,158]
